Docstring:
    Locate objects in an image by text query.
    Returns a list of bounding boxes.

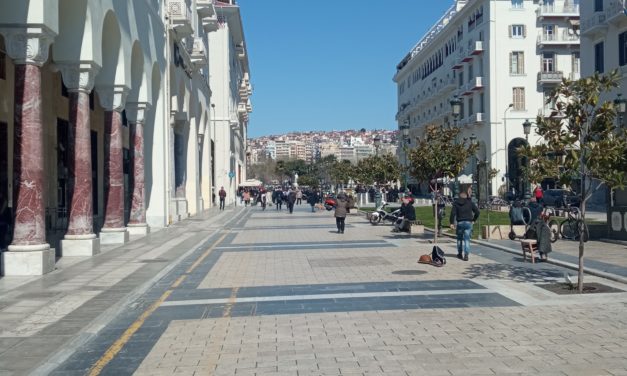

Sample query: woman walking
[334,193,349,234]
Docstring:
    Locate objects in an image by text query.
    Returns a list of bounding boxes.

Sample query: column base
[99,228,129,245]
[60,235,100,257]
[127,223,150,236]
[2,244,55,276]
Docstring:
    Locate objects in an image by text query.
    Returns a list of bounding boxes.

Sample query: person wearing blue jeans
[450,191,480,261]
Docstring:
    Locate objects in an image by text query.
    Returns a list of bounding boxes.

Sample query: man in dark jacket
[393,196,416,233]
[287,188,297,214]
[449,192,480,261]
[307,190,319,212]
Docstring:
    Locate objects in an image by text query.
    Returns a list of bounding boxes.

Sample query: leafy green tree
[520,71,627,292]
[408,124,478,243]
[330,160,353,187]
[355,154,401,186]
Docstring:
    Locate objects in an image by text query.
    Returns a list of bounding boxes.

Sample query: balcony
[462,76,484,95]
[537,30,580,47]
[168,0,194,38]
[537,71,563,85]
[237,103,247,114]
[536,4,579,19]
[202,15,220,32]
[235,44,245,59]
[470,41,484,55]
[196,0,215,18]
[581,12,608,38]
[189,38,207,69]
[606,1,627,26]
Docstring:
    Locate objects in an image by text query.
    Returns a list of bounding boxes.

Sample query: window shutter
[520,52,524,74]
[509,25,512,38]
[509,52,513,73]
[523,25,527,38]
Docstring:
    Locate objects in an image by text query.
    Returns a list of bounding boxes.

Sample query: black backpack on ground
[431,246,446,267]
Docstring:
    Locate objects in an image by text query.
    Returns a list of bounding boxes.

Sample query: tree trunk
[577,197,587,293]
[433,183,438,245]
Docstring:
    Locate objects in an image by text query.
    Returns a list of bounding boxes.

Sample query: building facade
[394,0,580,199]
[580,0,627,240]
[0,0,252,275]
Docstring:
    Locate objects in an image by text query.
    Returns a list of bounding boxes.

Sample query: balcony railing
[581,12,608,36]
[168,0,194,38]
[536,4,579,18]
[537,30,580,45]
[203,15,220,32]
[196,0,215,18]
[606,0,627,25]
[470,40,484,55]
[470,112,485,124]
[189,38,207,69]
[538,71,564,84]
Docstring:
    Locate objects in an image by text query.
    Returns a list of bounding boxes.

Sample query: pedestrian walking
[243,190,251,207]
[287,188,297,214]
[261,193,267,211]
[334,192,349,234]
[449,191,480,261]
[273,189,283,211]
[296,189,303,205]
[307,189,319,212]
[218,186,226,210]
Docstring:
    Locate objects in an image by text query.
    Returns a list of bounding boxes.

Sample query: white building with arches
[0,0,252,275]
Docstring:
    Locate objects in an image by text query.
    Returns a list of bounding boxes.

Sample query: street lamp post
[522,119,534,199]
[469,134,478,201]
[450,96,462,197]
[400,121,410,191]
[503,103,514,194]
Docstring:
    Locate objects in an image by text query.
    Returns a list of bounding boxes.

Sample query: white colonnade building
[0,0,253,275]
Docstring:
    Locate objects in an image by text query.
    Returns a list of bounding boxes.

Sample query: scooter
[324,197,337,211]
[369,203,401,225]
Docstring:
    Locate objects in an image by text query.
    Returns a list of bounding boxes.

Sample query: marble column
[126,102,150,236]
[97,85,129,245]
[58,62,101,256]
[0,28,56,276]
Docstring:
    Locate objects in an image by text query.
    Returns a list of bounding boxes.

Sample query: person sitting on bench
[393,196,416,233]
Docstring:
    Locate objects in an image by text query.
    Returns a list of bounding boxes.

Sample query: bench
[521,239,546,263]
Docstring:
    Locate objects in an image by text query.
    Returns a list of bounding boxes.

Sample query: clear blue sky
[238,0,453,138]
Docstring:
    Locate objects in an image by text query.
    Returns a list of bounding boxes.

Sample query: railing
[606,1,627,23]
[537,30,580,44]
[581,12,607,34]
[538,71,564,82]
[536,3,579,17]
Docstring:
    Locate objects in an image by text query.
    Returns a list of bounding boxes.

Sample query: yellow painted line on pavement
[87,289,172,376]
[88,231,229,375]
[222,287,240,318]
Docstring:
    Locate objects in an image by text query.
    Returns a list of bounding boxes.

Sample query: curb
[422,227,627,285]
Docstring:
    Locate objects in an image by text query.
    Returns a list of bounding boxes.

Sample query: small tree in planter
[408,124,478,243]
[520,71,627,292]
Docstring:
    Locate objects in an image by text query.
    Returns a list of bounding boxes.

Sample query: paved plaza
[1,204,627,375]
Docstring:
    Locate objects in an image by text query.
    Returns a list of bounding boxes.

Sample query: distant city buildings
[248,130,398,163]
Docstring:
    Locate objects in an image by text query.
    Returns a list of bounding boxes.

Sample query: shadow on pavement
[463,262,563,283]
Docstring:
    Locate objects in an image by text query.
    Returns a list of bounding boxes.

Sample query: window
[595,42,604,73]
[510,25,526,38]
[543,25,556,41]
[468,97,474,116]
[479,93,485,113]
[458,71,464,87]
[511,0,524,9]
[513,87,525,111]
[542,52,555,72]
[594,0,603,12]
[468,63,474,80]
[620,32,627,66]
[572,52,580,73]
[510,51,525,74]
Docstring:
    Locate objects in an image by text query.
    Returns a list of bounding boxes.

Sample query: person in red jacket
[534,185,543,204]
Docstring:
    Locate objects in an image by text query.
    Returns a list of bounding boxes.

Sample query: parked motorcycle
[324,197,337,211]
[369,203,401,225]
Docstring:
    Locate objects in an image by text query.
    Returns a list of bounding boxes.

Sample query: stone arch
[54,0,91,62]
[95,10,125,86]
[128,40,147,104]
